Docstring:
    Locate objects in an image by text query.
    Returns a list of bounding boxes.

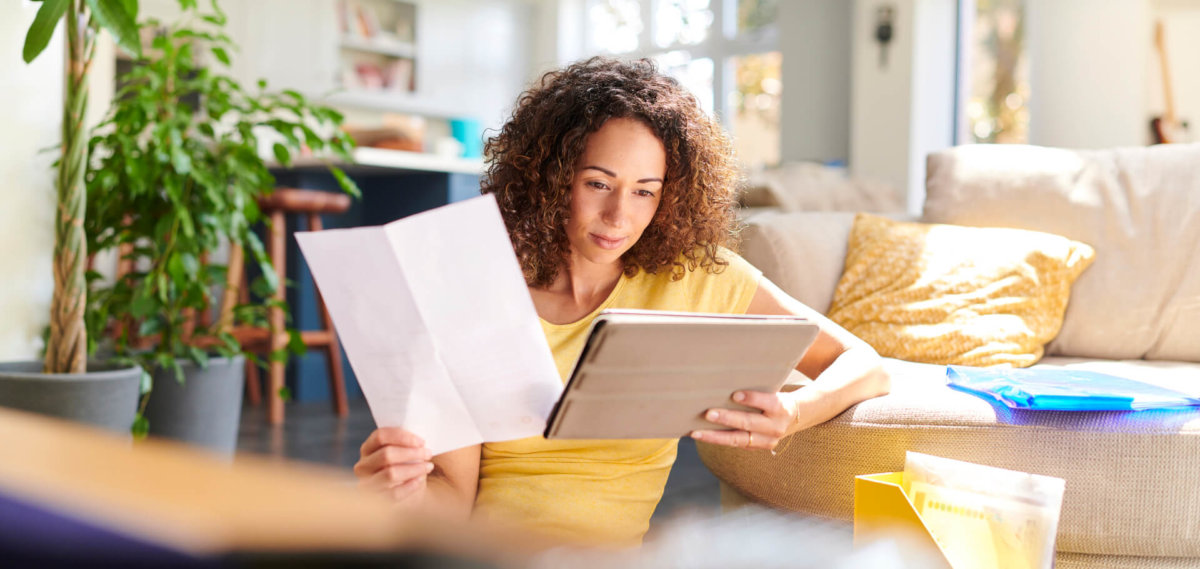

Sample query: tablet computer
[543,309,820,440]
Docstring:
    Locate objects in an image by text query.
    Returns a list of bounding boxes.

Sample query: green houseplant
[0,0,145,433]
[83,1,359,448]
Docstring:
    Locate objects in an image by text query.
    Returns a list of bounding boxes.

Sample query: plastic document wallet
[946,366,1200,411]
[543,309,819,439]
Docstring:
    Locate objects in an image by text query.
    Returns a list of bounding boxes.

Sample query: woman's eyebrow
[582,165,617,177]
[582,165,663,184]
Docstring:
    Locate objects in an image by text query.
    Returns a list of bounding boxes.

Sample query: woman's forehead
[576,118,666,178]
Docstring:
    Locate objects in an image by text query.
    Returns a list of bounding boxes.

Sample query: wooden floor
[235,396,722,527]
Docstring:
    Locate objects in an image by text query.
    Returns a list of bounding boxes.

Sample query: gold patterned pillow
[828,213,1095,367]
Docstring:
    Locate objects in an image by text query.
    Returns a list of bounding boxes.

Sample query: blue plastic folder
[946,366,1200,411]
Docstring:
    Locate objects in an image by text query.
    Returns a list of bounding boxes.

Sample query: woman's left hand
[690,389,798,452]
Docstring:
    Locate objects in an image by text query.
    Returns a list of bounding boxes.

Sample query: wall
[1026,0,1150,148]
[0,3,63,361]
[850,0,956,212]
[130,0,534,133]
[778,0,853,165]
[850,0,914,202]
[414,0,533,129]
[1150,0,1200,141]
[906,0,957,211]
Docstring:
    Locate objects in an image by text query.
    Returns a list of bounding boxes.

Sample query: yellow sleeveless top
[474,249,762,547]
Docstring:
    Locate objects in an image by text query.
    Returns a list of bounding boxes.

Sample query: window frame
[580,0,779,127]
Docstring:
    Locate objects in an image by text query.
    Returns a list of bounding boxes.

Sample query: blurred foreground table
[0,408,542,567]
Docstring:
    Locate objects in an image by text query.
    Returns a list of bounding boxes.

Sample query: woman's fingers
[690,427,779,451]
[689,390,794,450]
[355,427,432,489]
[730,390,789,417]
[354,443,433,477]
[701,393,788,437]
[390,475,427,504]
[361,461,435,493]
[360,427,426,457]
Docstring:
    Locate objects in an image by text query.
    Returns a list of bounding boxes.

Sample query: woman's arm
[355,428,480,519]
[691,277,891,450]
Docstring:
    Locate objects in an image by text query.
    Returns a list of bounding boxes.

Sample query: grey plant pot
[145,355,245,457]
[0,360,142,436]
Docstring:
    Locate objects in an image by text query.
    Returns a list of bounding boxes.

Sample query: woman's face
[565,117,666,270]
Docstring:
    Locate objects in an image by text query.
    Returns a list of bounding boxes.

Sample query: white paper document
[294,194,563,454]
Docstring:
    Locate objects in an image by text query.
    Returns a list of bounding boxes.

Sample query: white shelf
[352,147,484,175]
[321,90,468,120]
[286,148,484,176]
[338,36,415,58]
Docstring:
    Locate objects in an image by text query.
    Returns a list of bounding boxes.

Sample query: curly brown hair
[481,57,741,287]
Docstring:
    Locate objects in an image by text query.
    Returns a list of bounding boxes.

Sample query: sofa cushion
[827,213,1095,367]
[924,143,1200,362]
[697,357,1200,558]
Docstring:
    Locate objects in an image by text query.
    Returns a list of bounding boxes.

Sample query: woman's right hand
[354,427,435,505]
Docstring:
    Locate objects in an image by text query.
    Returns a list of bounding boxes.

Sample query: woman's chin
[575,246,627,268]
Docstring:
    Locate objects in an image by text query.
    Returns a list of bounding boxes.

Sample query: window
[959,0,1028,144]
[582,0,780,169]
[729,51,781,169]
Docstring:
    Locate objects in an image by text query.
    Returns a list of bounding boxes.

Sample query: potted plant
[83,1,358,453]
[0,0,146,433]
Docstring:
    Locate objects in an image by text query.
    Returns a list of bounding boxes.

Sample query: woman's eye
[636,189,657,197]
[588,181,609,190]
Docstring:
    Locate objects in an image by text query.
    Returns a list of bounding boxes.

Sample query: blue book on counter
[946,366,1200,411]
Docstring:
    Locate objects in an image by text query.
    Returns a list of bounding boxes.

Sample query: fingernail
[706,410,719,421]
[733,392,745,402]
[690,431,703,440]
[425,462,435,473]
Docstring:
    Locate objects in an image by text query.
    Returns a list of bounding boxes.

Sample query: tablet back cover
[544,311,819,439]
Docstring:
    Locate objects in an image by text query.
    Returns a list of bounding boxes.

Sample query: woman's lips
[589,233,626,250]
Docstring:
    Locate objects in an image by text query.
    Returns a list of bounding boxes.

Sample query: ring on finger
[747,431,754,448]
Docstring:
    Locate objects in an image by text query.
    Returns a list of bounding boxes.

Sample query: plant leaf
[188,346,210,368]
[139,368,152,395]
[132,412,150,439]
[121,0,138,22]
[329,165,361,198]
[137,316,163,338]
[272,142,290,166]
[22,0,69,64]
[131,294,156,319]
[86,0,142,59]
[287,328,306,355]
[211,46,230,66]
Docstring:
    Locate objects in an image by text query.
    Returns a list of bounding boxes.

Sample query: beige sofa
[700,143,1200,568]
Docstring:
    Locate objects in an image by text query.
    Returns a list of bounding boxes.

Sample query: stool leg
[237,261,262,407]
[268,209,287,425]
[309,213,349,417]
[245,354,262,406]
[325,334,349,417]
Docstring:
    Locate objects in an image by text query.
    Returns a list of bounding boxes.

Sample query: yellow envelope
[854,472,954,569]
[855,472,1051,569]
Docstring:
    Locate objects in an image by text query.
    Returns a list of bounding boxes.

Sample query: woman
[355,57,889,547]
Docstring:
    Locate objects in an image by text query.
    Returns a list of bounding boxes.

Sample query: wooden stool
[225,188,352,425]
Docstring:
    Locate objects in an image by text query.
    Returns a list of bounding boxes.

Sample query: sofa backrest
[924,143,1200,362]
[738,211,858,314]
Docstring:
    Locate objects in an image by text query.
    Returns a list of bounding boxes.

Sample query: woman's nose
[600,192,629,227]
